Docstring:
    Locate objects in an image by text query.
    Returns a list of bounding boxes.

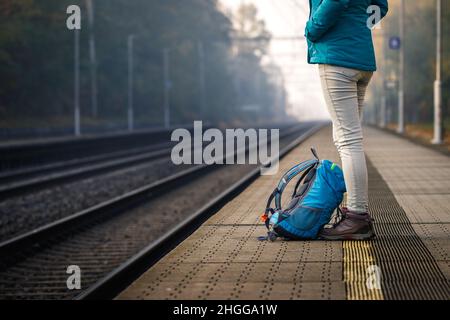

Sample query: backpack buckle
[268,231,278,242]
[257,230,278,242]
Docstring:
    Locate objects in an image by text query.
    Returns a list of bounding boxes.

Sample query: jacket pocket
[307,39,318,62]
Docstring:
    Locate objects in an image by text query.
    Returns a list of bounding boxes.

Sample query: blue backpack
[260,148,346,241]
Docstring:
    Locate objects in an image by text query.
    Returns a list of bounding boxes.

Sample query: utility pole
[380,30,387,128]
[163,48,171,128]
[432,0,443,144]
[279,79,286,120]
[127,35,135,132]
[74,29,81,136]
[255,71,262,108]
[397,0,405,134]
[85,0,98,118]
[197,41,207,118]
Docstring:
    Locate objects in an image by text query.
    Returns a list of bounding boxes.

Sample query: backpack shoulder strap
[291,162,318,198]
[291,148,320,197]
[262,158,319,227]
[273,159,319,211]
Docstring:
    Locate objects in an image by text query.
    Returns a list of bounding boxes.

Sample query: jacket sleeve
[305,0,350,43]
[371,0,389,20]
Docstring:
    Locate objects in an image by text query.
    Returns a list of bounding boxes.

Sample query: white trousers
[318,64,373,213]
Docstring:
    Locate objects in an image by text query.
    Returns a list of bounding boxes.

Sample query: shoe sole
[318,231,376,241]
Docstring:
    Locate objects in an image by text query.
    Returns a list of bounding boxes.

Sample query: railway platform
[117,125,450,300]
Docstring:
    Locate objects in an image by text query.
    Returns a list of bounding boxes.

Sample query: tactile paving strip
[344,158,450,300]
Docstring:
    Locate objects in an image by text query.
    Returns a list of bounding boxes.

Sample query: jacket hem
[309,58,377,72]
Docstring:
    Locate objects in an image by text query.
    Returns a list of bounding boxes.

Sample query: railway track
[0,126,183,172]
[0,122,324,300]
[0,142,173,201]
[0,124,299,201]
[0,141,173,185]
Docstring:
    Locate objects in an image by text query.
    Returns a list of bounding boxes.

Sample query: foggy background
[0,0,449,143]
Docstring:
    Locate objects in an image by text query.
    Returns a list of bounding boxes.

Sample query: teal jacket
[305,0,388,71]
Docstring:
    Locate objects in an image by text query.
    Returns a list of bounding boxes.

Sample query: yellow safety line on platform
[343,241,384,300]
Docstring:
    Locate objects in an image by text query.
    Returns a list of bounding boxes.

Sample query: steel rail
[0,123,318,255]
[0,124,303,201]
[76,122,325,300]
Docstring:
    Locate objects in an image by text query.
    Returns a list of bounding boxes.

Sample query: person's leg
[317,64,374,240]
[352,71,373,208]
[357,71,374,119]
[318,64,368,213]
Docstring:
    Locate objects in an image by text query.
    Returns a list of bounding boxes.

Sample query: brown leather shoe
[319,208,375,240]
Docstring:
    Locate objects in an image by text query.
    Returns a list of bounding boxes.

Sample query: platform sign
[389,36,401,50]
[385,80,397,89]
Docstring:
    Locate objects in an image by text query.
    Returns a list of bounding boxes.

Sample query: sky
[219,0,329,120]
